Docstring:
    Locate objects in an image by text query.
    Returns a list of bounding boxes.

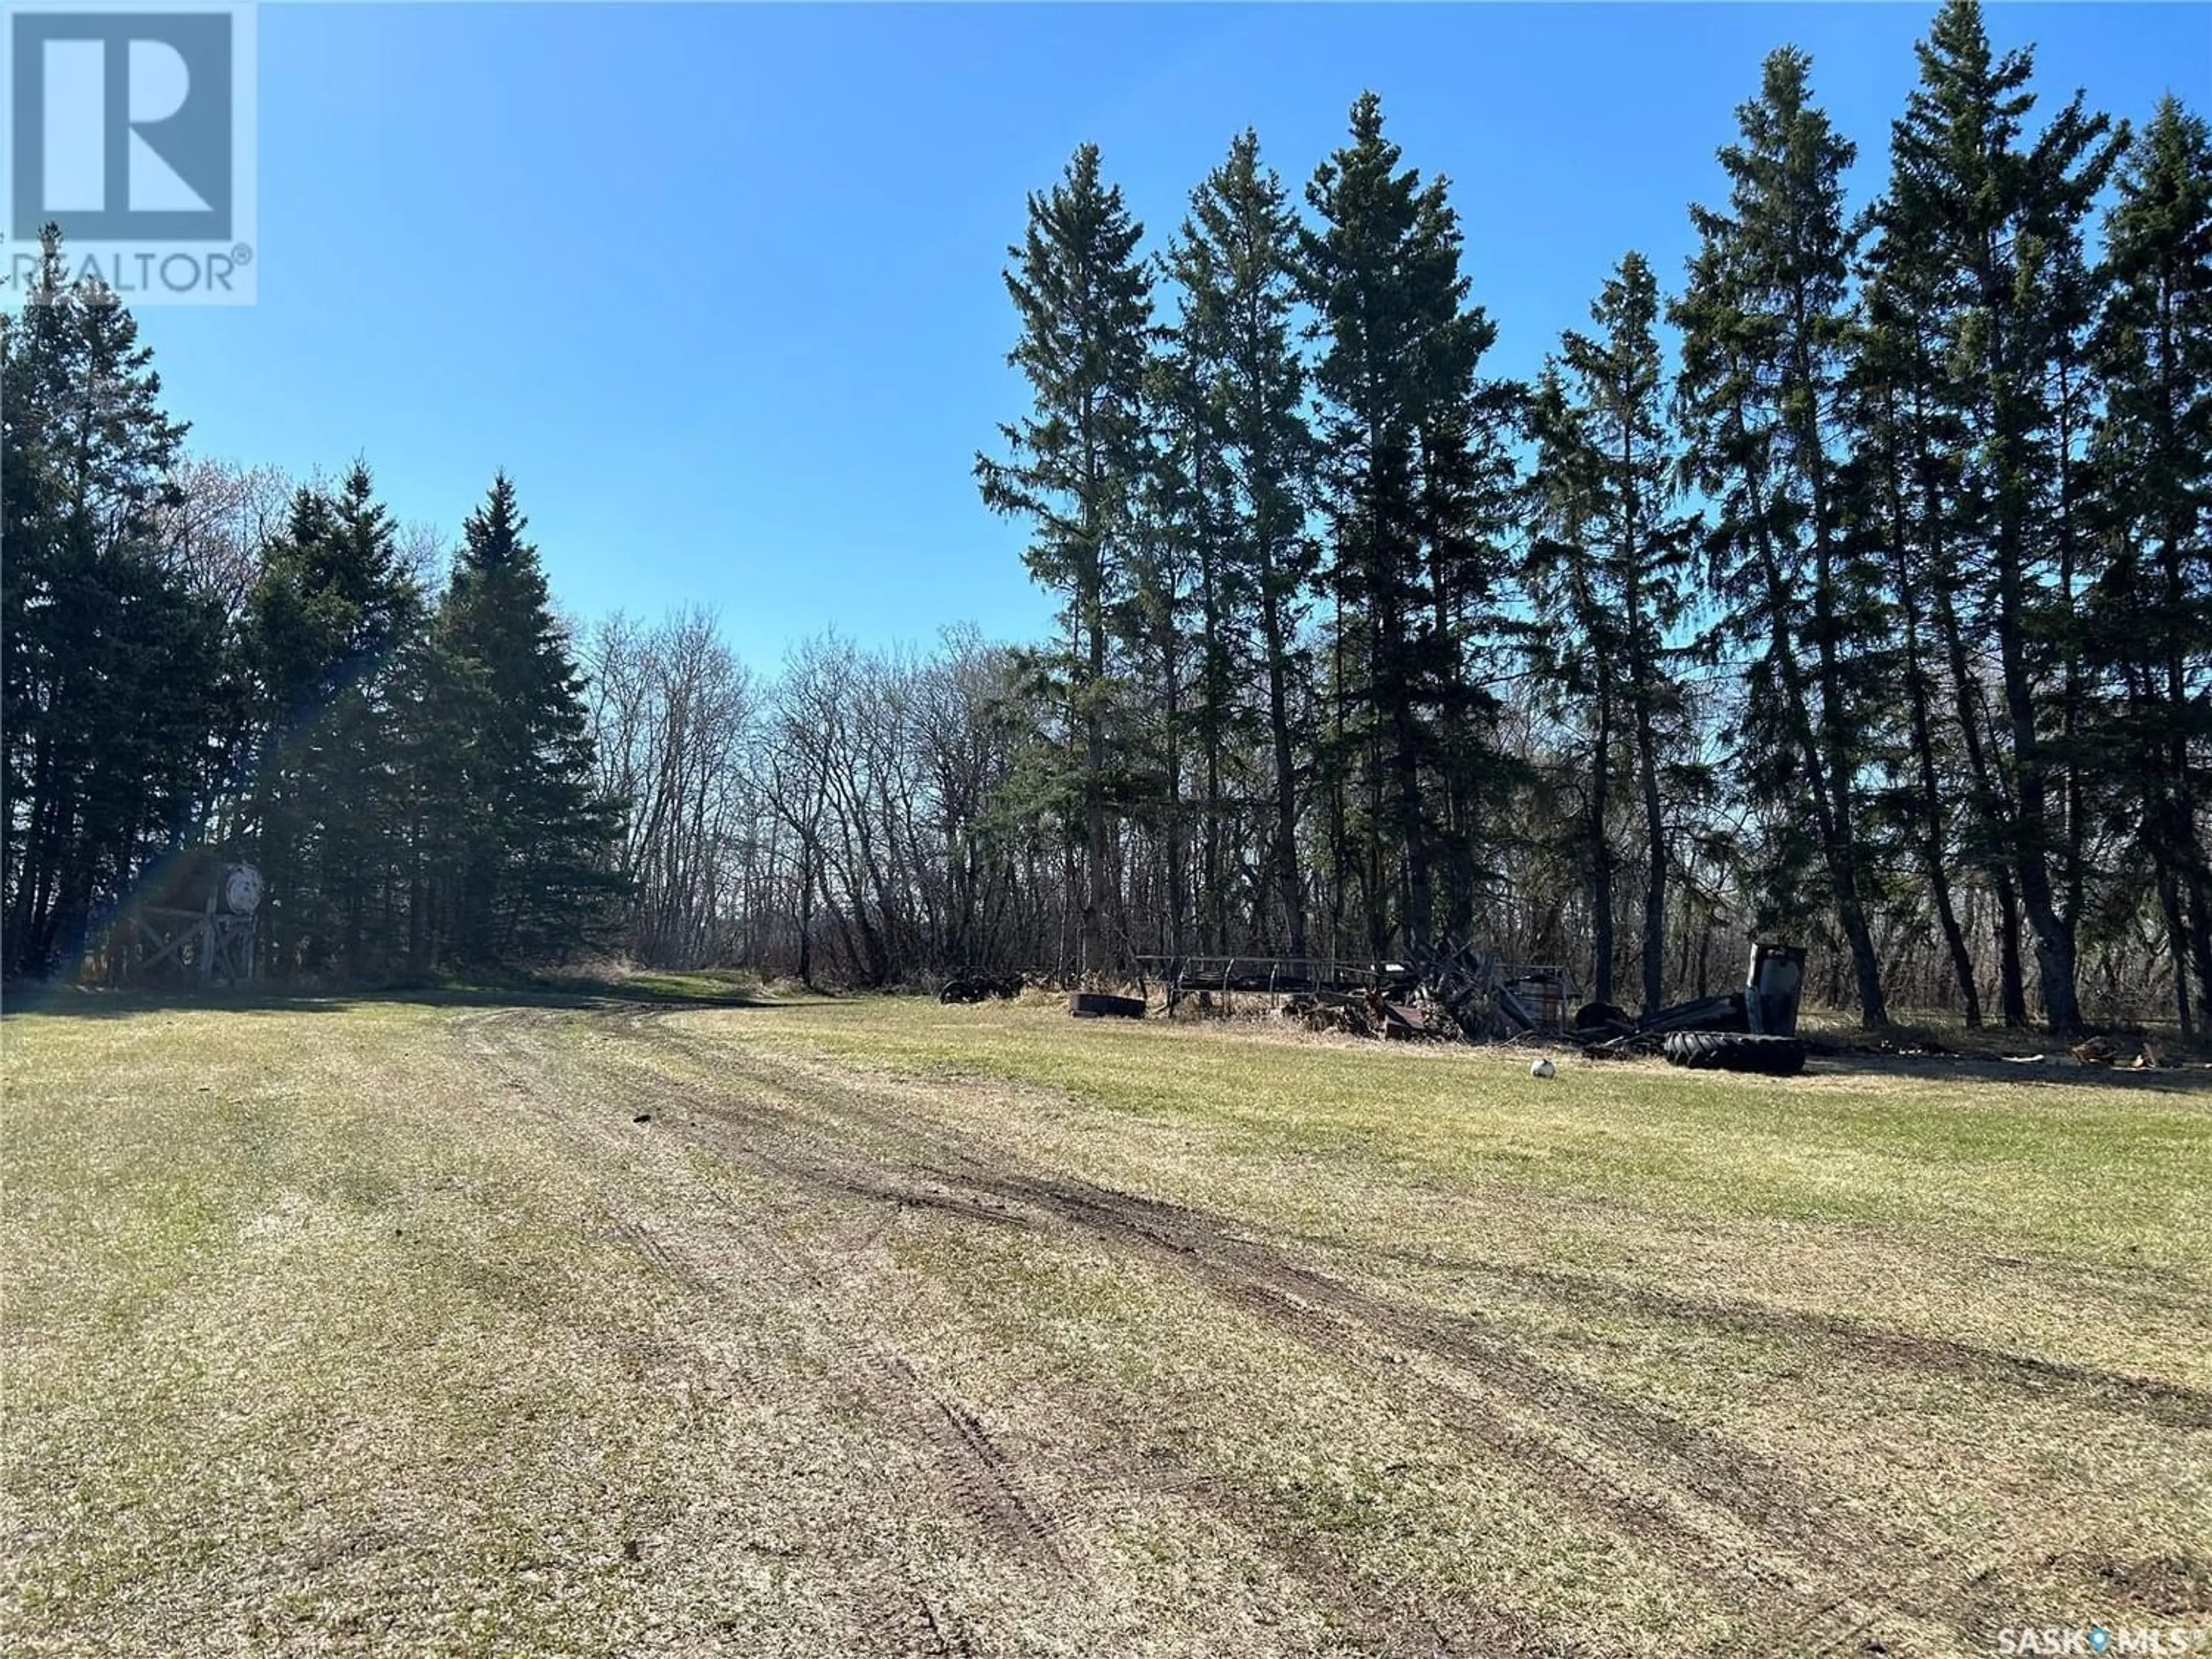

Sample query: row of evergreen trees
[2,232,620,983]
[978,0,2211,1033]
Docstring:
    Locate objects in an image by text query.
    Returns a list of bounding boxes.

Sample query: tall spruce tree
[1125,349,1202,959]
[1839,263,1988,1022]
[1412,226,1521,947]
[1524,365,1627,1004]
[976,144,1154,976]
[1675,46,1893,1028]
[240,465,422,975]
[2087,95,2212,1032]
[1877,0,2121,1032]
[1,228,223,979]
[1857,196,2035,1024]
[1302,92,1503,952]
[427,474,622,964]
[1530,252,1698,1014]
[1162,130,1318,956]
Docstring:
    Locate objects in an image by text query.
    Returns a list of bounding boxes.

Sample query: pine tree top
[461,471,531,575]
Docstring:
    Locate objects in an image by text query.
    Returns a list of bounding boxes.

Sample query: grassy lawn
[4,991,2207,1656]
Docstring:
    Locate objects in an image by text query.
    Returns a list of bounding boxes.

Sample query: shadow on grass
[1797,1047,2212,1096]
[0,969,851,1022]
[1796,1021,2212,1094]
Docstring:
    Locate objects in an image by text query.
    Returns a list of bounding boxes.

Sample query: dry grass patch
[5,993,2208,1657]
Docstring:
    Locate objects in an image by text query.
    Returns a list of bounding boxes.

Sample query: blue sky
[128,2,2210,667]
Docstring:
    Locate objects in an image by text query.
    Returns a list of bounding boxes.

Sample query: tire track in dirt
[946,1170,2007,1658]
[482,1004,2130,1654]
[672,1018,2199,1434]
[454,1022,1035,1657]
[715,1018,2141,1652]
[609,1216,684,1279]
[1333,1243,2212,1431]
[884,1354,1073,1577]
[452,1008,800,1421]
[452,1012,1085,1621]
[560,1010,2016,1654]
[910,1591,975,1658]
[472,1010,1540,1654]
[832,1570,984,1659]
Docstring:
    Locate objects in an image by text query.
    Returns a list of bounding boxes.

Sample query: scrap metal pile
[947,940,1812,1078]
[1134,941,1573,1042]
[1129,941,1812,1076]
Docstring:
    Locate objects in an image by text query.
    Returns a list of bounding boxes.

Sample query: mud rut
[448,1006,2191,1657]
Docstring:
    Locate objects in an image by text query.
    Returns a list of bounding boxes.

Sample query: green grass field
[4,988,2208,1657]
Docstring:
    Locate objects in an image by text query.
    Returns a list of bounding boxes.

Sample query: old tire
[1069,993,1145,1020]
[1661,1031,1807,1076]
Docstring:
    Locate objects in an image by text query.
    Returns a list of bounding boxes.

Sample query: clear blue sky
[132,2,2210,667]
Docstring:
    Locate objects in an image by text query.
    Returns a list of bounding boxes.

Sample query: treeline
[3,1,2205,1037]
[974,1,2211,1035]
[2,232,620,982]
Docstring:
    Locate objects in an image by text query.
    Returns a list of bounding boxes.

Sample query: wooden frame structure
[115,862,261,987]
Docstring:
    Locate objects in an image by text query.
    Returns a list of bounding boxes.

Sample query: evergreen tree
[1838,263,1988,1022]
[1524,365,1627,1004]
[1855,195,2035,1024]
[427,474,623,963]
[1162,130,1317,956]
[1413,245,1522,948]
[1,228,221,979]
[2087,95,2212,1032]
[1675,46,1893,1028]
[1123,348,1202,960]
[1877,0,2121,1032]
[976,143,1154,976]
[1529,251,1698,1014]
[240,465,422,974]
[1302,92,1505,953]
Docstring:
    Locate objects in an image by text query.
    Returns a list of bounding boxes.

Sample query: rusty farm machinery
[943,937,1810,1076]
[1137,940,1810,1074]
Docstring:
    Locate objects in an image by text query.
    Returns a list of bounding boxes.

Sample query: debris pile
[1279,988,1439,1040]
[1129,942,1813,1078]
[938,969,1023,1005]
[2071,1035,2164,1070]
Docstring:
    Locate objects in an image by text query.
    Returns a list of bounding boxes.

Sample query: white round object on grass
[1530,1058,1556,1079]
